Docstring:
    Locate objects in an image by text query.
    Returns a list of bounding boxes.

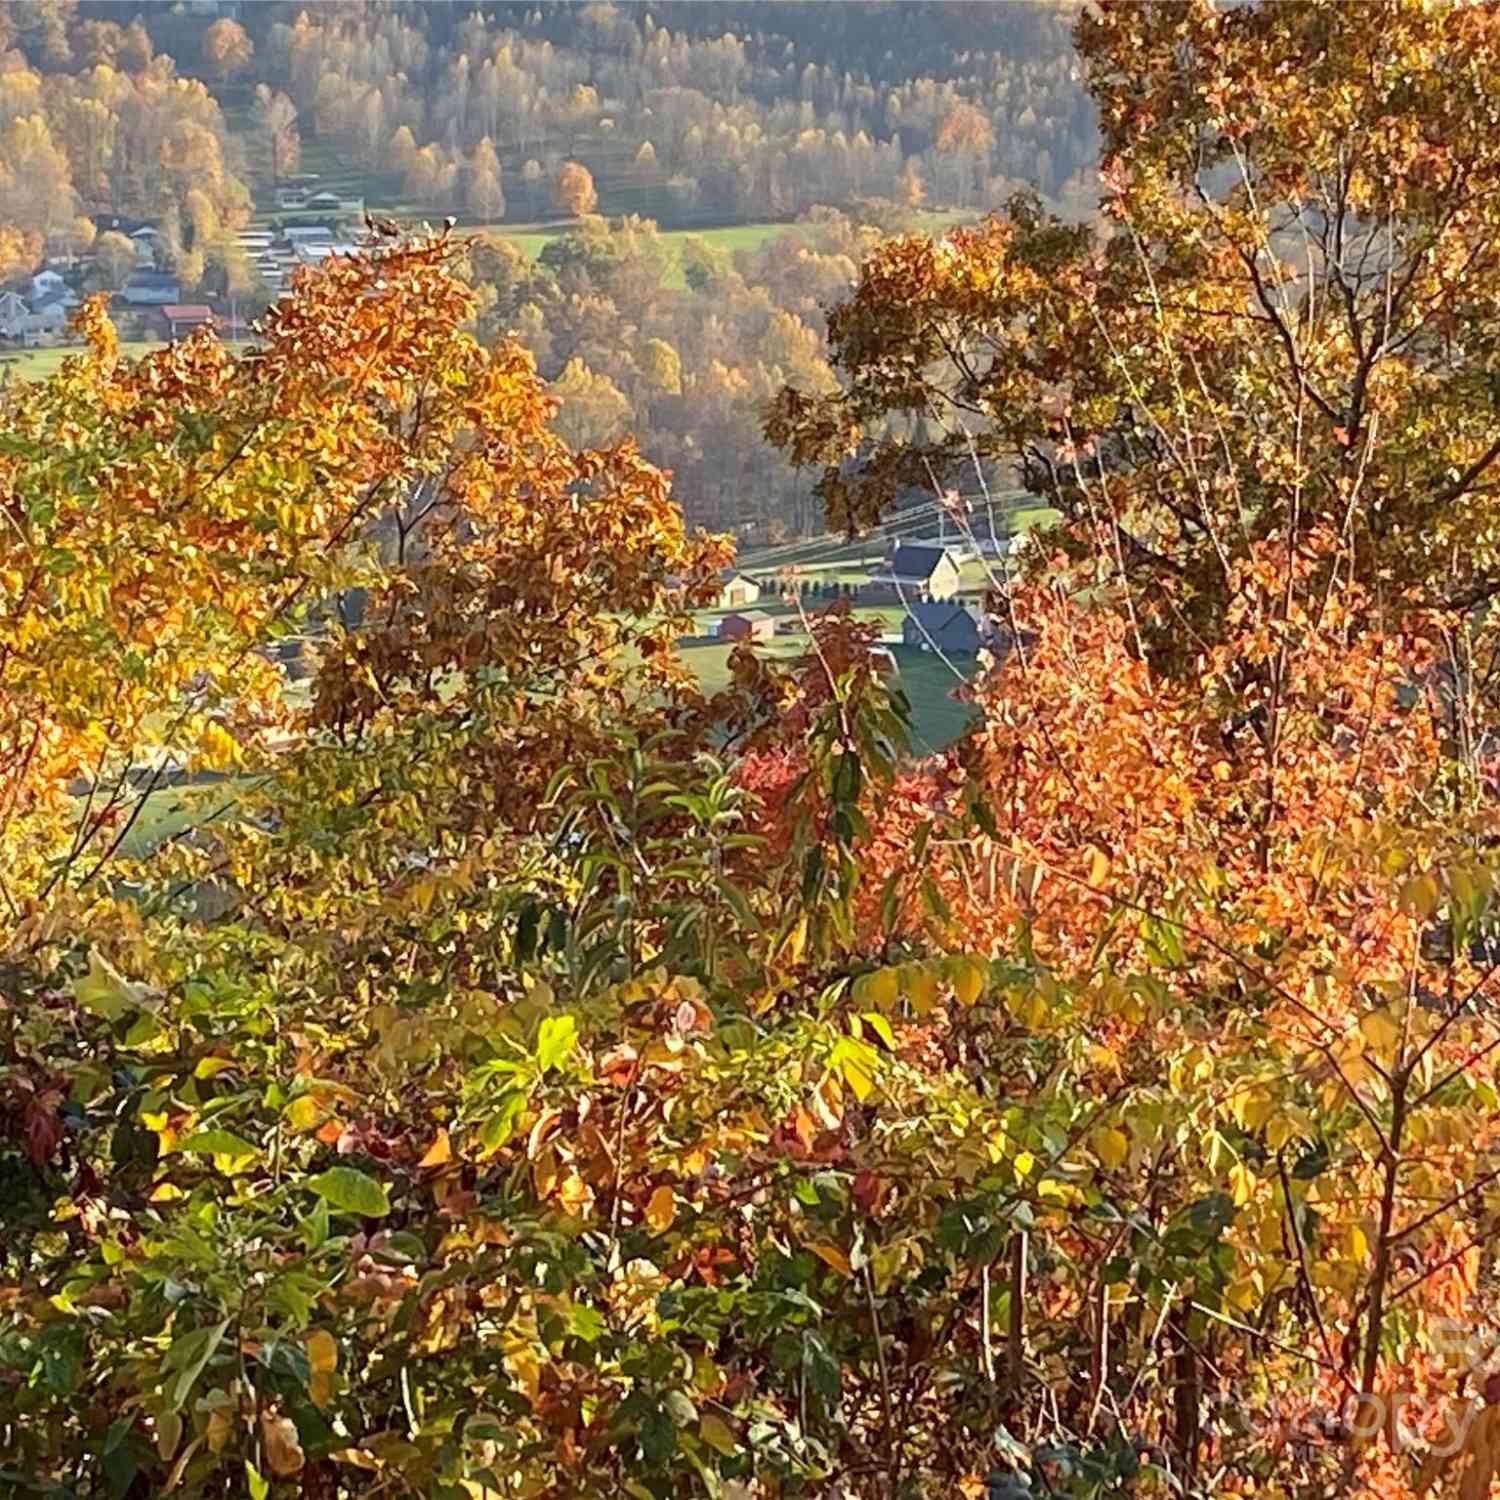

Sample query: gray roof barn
[902,600,981,655]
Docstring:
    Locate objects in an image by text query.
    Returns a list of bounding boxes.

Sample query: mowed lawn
[2,338,249,383]
[681,639,979,753]
[483,209,969,290]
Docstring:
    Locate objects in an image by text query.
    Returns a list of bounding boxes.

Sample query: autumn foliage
[8,4,1500,1499]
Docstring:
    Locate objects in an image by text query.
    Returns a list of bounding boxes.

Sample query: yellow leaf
[855,967,900,1010]
[1229,1161,1256,1207]
[1400,873,1441,918]
[1012,1150,1035,1179]
[196,720,240,771]
[1359,1008,1401,1057]
[285,1095,321,1132]
[1225,1278,1257,1313]
[193,1057,235,1079]
[951,958,987,1008]
[699,1412,738,1456]
[306,1329,338,1374]
[418,1127,452,1168]
[808,1242,851,1276]
[645,1185,676,1233]
[1345,1224,1370,1263]
[304,1328,338,1407]
[903,965,939,1015]
[1092,1126,1129,1170]
[1087,845,1110,886]
[780,915,808,965]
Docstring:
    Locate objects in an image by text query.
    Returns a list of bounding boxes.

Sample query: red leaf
[25,1090,63,1168]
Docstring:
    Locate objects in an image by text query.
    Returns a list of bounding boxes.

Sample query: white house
[31,269,65,302]
[717,568,762,610]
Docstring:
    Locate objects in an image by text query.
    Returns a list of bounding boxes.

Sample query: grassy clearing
[680,637,978,751]
[111,780,248,861]
[2,338,250,383]
[1,341,155,382]
[97,626,975,865]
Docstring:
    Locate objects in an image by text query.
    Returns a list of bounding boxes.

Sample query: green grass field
[681,638,978,753]
[0,340,154,382]
[480,210,968,289]
[1,338,251,383]
[115,631,978,855]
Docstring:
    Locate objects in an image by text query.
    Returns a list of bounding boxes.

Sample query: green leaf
[307,1166,390,1218]
[536,1014,577,1073]
[640,1406,676,1463]
[246,1461,269,1500]
[176,1129,258,1158]
[479,1089,528,1152]
[73,950,151,1020]
[163,1319,228,1412]
[664,1389,699,1427]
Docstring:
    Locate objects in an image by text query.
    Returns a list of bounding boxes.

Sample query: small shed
[159,304,214,338]
[717,568,762,610]
[902,600,982,655]
[717,609,775,643]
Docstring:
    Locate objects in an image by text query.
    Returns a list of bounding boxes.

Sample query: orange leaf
[808,1242,851,1276]
[645,1184,676,1232]
[417,1127,452,1168]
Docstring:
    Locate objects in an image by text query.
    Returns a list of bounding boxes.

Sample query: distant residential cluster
[0,180,369,353]
[0,0,1096,536]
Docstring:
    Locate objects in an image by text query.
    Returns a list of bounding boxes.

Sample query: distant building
[282,225,335,247]
[717,609,775,643]
[122,271,181,306]
[902,600,982,655]
[293,242,359,265]
[306,190,343,212]
[129,225,161,266]
[19,305,69,344]
[717,568,762,609]
[30,269,65,303]
[159,304,214,339]
[0,290,28,339]
[871,543,965,601]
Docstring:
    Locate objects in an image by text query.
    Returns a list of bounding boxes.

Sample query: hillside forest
[0,0,1095,540]
[14,3,1500,1500]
